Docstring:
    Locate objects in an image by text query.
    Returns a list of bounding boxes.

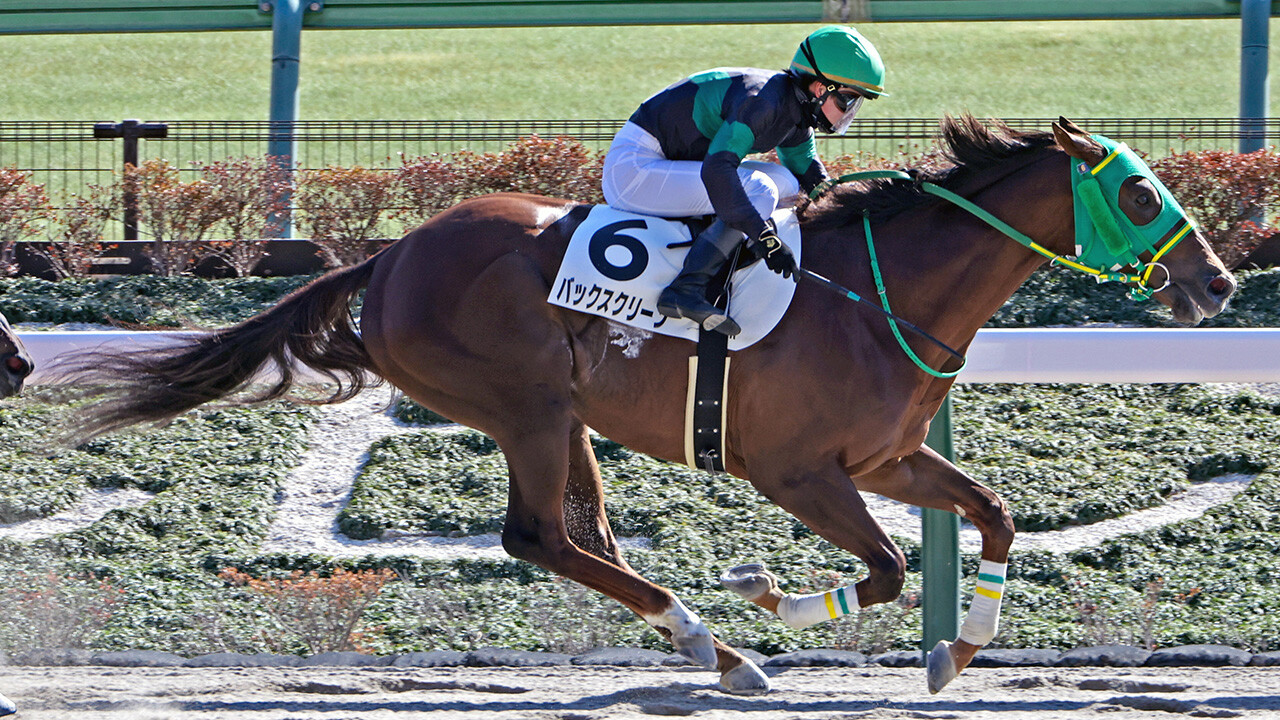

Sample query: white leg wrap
[643,596,717,668]
[777,584,858,630]
[643,596,708,640]
[958,559,1007,646]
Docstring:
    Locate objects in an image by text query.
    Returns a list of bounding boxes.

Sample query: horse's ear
[1053,117,1107,165]
[1056,116,1087,135]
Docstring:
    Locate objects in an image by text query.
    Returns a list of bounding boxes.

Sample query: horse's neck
[846,156,1073,364]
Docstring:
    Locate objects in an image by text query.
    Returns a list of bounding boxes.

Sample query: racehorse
[48,117,1235,694]
[0,312,31,400]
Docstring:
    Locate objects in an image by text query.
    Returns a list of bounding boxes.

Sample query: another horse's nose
[1207,273,1236,302]
[5,353,31,379]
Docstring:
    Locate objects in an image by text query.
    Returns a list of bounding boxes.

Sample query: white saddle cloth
[548,205,800,351]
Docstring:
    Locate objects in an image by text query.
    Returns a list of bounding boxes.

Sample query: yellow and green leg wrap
[778,584,859,630]
[958,560,1007,646]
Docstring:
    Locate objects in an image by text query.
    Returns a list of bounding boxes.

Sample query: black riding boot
[657,219,744,337]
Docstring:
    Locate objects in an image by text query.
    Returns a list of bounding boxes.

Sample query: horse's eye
[1136,194,1151,206]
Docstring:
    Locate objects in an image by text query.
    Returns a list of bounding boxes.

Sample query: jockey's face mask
[817,86,864,135]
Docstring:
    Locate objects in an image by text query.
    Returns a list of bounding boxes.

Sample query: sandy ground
[5,664,1280,719]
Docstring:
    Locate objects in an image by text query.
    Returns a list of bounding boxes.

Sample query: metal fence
[1,116,1272,242]
[3,116,1271,185]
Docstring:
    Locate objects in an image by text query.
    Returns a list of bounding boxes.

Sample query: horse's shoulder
[431,192,579,229]
[537,202,594,243]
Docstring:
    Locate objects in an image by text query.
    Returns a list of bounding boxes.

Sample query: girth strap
[685,328,730,473]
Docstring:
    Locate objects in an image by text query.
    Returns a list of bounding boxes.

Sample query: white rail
[18,328,1280,385]
[958,328,1280,383]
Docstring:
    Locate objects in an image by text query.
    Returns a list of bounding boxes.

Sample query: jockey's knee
[858,545,907,606]
[739,173,782,219]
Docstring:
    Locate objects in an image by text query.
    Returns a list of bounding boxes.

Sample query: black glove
[749,221,796,279]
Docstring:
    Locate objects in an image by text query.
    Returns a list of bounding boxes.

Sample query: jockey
[602,25,887,336]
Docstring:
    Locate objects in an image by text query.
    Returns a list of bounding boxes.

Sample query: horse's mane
[799,114,1058,230]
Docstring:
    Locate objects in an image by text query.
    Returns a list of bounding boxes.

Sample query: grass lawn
[0,19,1268,121]
[4,376,1280,656]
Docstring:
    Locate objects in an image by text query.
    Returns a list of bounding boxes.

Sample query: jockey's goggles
[824,86,864,134]
[832,88,864,112]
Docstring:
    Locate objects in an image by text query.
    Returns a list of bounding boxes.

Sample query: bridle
[803,133,1197,377]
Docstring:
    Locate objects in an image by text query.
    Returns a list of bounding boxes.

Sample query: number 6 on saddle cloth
[548,205,801,472]
[548,205,801,350]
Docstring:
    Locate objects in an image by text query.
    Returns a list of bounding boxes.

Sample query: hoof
[673,630,718,670]
[720,562,779,601]
[646,597,718,670]
[926,639,958,694]
[720,659,770,695]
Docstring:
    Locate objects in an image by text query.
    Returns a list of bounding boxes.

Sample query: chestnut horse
[51,117,1234,694]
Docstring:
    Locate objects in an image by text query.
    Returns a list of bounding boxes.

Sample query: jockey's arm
[777,135,828,194]
[701,121,771,241]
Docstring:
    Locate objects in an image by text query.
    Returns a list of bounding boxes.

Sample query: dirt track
[5,664,1280,719]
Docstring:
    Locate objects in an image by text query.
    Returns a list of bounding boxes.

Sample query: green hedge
[0,269,1278,656]
[0,275,315,327]
[991,266,1280,328]
[6,268,1278,329]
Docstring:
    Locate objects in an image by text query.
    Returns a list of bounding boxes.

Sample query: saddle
[547,204,800,351]
[547,204,801,473]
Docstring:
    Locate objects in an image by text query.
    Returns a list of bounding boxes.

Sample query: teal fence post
[922,394,960,652]
[268,0,308,238]
[1240,0,1271,154]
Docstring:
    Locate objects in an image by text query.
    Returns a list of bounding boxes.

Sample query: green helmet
[790,25,887,98]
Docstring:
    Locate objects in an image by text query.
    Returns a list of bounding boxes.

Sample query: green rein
[808,146,1194,378]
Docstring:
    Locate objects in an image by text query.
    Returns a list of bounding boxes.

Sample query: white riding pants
[602,121,800,222]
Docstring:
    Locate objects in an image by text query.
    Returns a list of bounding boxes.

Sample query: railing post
[1240,0,1271,154]
[921,394,960,653]
[92,119,168,241]
[266,0,317,238]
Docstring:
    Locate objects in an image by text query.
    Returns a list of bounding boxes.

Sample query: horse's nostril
[1208,275,1233,297]
[5,355,30,378]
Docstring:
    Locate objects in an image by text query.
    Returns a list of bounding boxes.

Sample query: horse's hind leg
[563,421,628,566]
[562,421,769,693]
[497,414,767,692]
[383,249,765,692]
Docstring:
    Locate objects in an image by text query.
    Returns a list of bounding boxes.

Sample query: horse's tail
[52,256,381,442]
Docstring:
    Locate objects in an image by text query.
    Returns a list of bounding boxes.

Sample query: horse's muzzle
[1167,269,1236,325]
[1197,271,1237,319]
[0,352,32,398]
[1206,273,1236,306]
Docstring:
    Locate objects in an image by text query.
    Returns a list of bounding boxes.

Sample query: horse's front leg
[851,445,1014,693]
[724,459,909,627]
[722,447,1013,693]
